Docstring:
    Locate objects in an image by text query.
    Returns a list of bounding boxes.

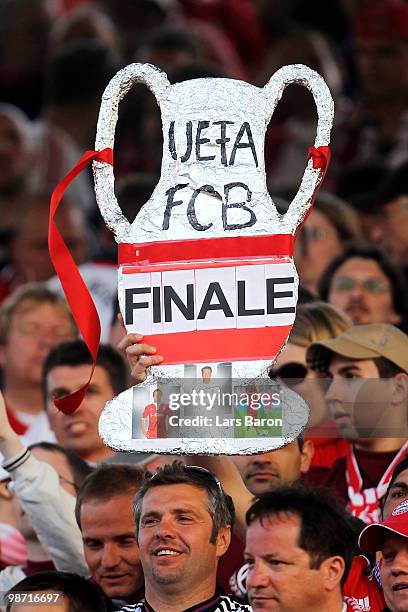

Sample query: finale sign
[93,63,334,454]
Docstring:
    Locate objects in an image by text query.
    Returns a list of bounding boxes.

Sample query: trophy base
[98,384,309,455]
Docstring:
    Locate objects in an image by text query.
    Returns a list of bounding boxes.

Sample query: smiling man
[43,340,128,463]
[307,323,408,524]
[121,462,251,612]
[75,463,145,607]
[359,499,408,612]
[245,486,356,612]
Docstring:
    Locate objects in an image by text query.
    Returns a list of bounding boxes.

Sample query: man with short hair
[202,366,213,383]
[0,283,77,444]
[231,438,314,497]
[245,486,357,611]
[121,462,251,612]
[307,323,408,524]
[75,463,145,606]
[359,498,408,612]
[43,339,128,463]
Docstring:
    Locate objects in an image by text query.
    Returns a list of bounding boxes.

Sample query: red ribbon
[48,148,113,414]
[6,406,28,436]
[307,145,331,171]
[297,145,331,231]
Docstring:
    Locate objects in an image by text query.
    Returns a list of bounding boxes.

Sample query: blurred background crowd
[0,0,408,318]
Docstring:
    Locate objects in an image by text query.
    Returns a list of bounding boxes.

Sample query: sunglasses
[149,464,224,495]
[269,362,309,381]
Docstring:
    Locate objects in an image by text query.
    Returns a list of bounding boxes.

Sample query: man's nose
[155,516,177,540]
[247,561,270,589]
[101,543,121,569]
[370,224,385,243]
[36,331,62,349]
[391,550,408,576]
[348,281,365,298]
[325,378,342,403]
[252,457,271,467]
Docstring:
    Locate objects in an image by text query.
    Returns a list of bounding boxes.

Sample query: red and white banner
[118,236,296,364]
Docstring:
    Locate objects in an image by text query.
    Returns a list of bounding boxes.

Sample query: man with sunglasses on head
[119,332,316,595]
[120,461,251,612]
[307,323,408,525]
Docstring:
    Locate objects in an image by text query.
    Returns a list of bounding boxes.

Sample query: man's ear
[320,555,345,592]
[215,525,231,559]
[391,373,408,406]
[0,481,12,501]
[300,439,314,474]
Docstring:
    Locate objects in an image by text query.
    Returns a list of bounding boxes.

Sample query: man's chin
[152,568,184,585]
[248,480,280,496]
[338,423,360,441]
[101,583,135,600]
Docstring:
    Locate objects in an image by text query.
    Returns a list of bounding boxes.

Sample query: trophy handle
[93,63,170,242]
[263,64,334,234]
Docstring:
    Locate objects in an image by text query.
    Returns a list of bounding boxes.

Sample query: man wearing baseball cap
[359,498,408,611]
[307,323,408,524]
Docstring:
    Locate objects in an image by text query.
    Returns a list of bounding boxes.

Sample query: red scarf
[346,441,408,524]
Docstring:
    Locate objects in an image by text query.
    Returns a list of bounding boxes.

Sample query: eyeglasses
[269,362,309,380]
[332,276,390,294]
[303,226,331,242]
[12,322,73,342]
[269,362,309,390]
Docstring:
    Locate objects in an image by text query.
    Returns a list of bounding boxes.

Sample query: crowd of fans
[1,0,408,610]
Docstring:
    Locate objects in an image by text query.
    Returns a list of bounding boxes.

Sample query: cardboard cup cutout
[93,63,334,454]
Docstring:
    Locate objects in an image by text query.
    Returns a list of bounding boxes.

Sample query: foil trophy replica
[93,62,334,454]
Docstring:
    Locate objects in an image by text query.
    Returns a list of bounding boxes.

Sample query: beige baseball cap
[306,324,408,373]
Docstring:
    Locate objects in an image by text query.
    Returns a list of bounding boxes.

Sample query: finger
[125,344,157,357]
[138,355,163,367]
[131,355,164,383]
[117,333,144,351]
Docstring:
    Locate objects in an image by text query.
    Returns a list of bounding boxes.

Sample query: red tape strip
[118,234,294,266]
[48,148,113,414]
